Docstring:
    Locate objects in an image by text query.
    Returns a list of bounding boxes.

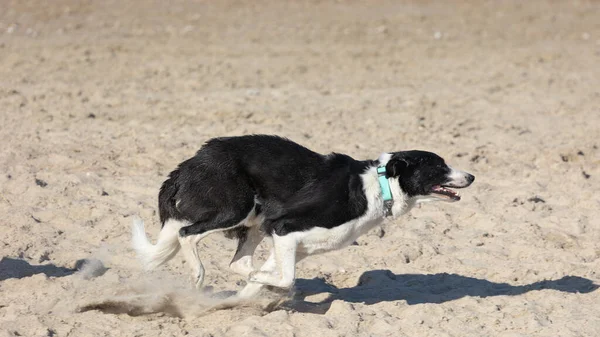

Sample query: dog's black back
[159,135,372,236]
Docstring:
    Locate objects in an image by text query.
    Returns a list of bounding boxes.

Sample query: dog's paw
[248,271,266,283]
[249,271,295,288]
[249,271,280,284]
[229,260,254,278]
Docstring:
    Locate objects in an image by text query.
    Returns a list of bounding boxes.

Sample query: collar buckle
[377,166,394,217]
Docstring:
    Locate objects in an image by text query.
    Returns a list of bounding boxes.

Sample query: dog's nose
[466,173,475,184]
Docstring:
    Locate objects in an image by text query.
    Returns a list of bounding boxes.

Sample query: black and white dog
[132,135,474,298]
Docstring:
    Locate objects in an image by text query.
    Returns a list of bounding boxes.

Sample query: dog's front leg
[236,248,276,298]
[248,234,297,288]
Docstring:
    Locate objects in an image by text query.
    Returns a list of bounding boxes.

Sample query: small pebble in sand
[528,196,546,203]
[39,251,51,263]
[35,178,48,187]
[6,24,18,34]
[376,25,388,34]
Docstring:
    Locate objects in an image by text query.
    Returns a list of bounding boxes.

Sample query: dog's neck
[386,176,413,218]
[372,153,414,219]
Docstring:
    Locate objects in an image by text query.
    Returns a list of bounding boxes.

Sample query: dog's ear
[385,157,411,177]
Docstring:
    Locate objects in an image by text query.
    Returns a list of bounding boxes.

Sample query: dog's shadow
[280,270,599,314]
[0,257,107,281]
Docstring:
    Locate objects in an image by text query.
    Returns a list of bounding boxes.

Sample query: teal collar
[377,166,394,216]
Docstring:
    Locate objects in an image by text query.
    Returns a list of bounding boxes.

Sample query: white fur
[131,217,185,270]
[179,234,204,288]
[377,152,414,217]
[447,166,472,187]
[239,154,405,295]
[229,224,263,277]
[249,234,298,288]
[233,203,264,270]
[136,152,465,296]
[237,243,277,298]
[292,167,386,255]
[378,152,392,164]
[132,206,264,289]
[238,166,420,294]
[240,158,468,295]
[388,176,413,218]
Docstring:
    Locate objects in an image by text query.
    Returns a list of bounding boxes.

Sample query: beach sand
[1,1,599,336]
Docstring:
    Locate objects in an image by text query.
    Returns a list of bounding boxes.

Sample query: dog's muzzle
[430,169,475,201]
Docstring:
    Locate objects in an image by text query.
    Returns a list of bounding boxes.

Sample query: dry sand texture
[1,0,600,336]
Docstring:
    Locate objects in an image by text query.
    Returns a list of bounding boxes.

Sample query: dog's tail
[131,217,181,270]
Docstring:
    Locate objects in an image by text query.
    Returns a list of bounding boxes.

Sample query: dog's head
[384,150,474,203]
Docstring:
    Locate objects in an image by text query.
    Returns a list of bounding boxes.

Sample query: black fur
[387,151,448,197]
[386,151,474,197]
[158,169,182,226]
[158,135,466,239]
[158,135,373,237]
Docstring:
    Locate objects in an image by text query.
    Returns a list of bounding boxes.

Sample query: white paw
[248,271,270,284]
[230,262,255,278]
[237,283,263,299]
[248,271,294,288]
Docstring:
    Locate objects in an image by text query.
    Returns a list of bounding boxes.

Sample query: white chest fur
[292,159,417,256]
[293,167,394,255]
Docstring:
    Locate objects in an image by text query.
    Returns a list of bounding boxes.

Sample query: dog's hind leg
[177,204,256,289]
[178,234,205,289]
[229,226,263,278]
[179,205,253,237]
[179,225,254,290]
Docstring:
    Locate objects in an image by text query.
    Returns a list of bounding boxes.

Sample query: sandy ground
[1,0,600,336]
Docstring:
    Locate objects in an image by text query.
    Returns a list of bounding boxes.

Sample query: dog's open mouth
[430,185,461,201]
